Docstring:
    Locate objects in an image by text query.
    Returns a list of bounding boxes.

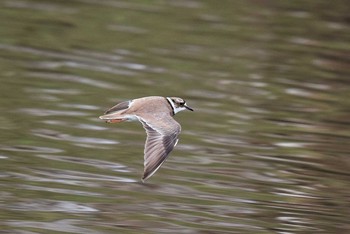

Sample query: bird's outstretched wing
[138,117,181,182]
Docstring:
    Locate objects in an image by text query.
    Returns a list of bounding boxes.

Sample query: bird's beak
[184,104,194,111]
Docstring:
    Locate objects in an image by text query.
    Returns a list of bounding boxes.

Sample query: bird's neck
[166,97,176,116]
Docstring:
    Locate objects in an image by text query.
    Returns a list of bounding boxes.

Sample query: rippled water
[0,0,349,233]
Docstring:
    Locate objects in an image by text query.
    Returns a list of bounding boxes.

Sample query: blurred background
[0,0,349,233]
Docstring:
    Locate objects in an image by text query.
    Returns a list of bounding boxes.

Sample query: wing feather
[138,117,181,181]
[104,100,131,114]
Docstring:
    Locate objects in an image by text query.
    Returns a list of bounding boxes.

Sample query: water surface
[0,0,349,233]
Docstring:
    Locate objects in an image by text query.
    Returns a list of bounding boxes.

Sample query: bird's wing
[99,100,132,122]
[104,100,131,115]
[138,116,181,182]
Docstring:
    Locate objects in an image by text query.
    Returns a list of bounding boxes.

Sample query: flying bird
[99,96,193,182]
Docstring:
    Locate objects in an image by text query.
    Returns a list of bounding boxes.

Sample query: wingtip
[142,171,154,182]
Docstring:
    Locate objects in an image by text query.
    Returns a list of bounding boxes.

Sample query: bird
[99,96,193,182]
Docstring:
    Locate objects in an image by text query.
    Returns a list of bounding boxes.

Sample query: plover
[99,96,193,182]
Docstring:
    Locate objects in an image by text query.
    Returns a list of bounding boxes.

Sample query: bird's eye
[178,101,185,106]
[171,98,185,106]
